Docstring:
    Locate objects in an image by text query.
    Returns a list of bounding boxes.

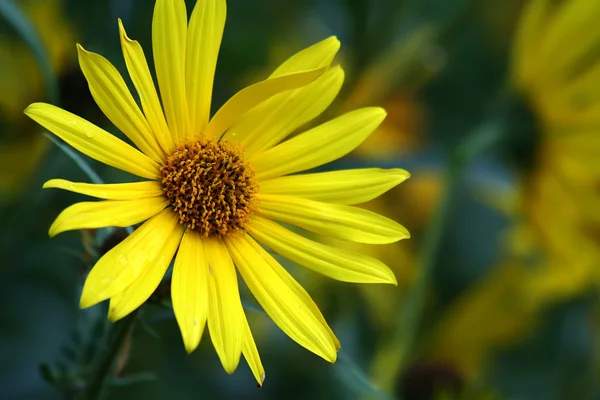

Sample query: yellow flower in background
[26,0,410,384]
[420,0,600,378]
[511,0,600,264]
[0,0,74,200]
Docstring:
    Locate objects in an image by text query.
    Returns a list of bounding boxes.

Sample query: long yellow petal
[205,238,244,373]
[172,230,209,353]
[249,216,397,284]
[109,219,184,321]
[252,108,386,181]
[186,0,226,137]
[25,103,161,179]
[153,0,190,142]
[119,19,174,155]
[256,194,409,244]
[49,197,168,238]
[270,36,339,76]
[537,0,600,84]
[223,41,342,155]
[241,313,265,387]
[511,0,553,85]
[227,235,338,361]
[76,44,164,163]
[80,209,180,308]
[43,179,164,200]
[259,168,410,205]
[204,67,328,140]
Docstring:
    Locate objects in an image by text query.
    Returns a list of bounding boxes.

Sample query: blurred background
[1,0,600,398]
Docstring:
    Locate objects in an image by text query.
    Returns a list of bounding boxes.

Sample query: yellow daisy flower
[511,0,600,264]
[25,0,410,384]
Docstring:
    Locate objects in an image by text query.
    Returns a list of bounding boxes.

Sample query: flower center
[160,138,257,238]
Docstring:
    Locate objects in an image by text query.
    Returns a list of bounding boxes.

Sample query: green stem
[395,154,463,368]
[85,310,139,400]
[394,118,505,373]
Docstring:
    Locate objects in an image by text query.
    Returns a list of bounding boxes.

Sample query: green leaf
[0,0,59,103]
[38,363,58,387]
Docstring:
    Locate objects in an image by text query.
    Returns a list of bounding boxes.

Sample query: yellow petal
[153,0,190,142]
[259,168,410,205]
[119,19,175,155]
[205,238,244,373]
[186,0,226,137]
[226,235,338,362]
[223,42,342,155]
[76,44,164,163]
[511,0,553,85]
[25,103,161,179]
[80,209,180,308]
[172,230,209,353]
[230,66,344,155]
[256,194,409,244]
[49,197,168,238]
[270,36,340,76]
[241,313,265,387]
[109,219,184,321]
[43,179,164,200]
[204,67,329,140]
[537,0,600,84]
[252,108,386,181]
[249,216,397,284]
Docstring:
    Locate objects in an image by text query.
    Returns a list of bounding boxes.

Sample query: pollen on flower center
[160,138,258,238]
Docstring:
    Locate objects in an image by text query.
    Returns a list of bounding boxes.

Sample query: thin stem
[395,154,463,368]
[84,310,139,400]
[391,117,505,385]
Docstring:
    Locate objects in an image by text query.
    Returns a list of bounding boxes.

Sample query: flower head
[26,0,410,384]
[510,0,600,264]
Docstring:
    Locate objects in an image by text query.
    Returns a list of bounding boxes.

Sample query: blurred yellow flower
[27,0,411,384]
[420,0,600,380]
[0,0,74,200]
[512,0,600,264]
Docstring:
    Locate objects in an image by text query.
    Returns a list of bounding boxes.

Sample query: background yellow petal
[79,209,180,308]
[223,47,343,156]
[108,220,184,321]
[537,0,600,84]
[205,238,244,374]
[25,103,161,179]
[119,20,174,155]
[172,230,209,354]
[249,216,397,284]
[186,0,226,137]
[49,197,168,237]
[259,168,410,205]
[76,44,164,163]
[241,312,265,387]
[257,194,409,244]
[204,66,328,140]
[226,235,338,362]
[252,107,386,181]
[511,0,552,85]
[43,179,164,200]
[153,0,190,142]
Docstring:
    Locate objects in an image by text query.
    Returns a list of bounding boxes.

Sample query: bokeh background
[1,0,600,399]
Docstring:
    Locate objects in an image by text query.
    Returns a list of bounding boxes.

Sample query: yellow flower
[25,0,410,384]
[511,0,600,263]
[0,0,74,200]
